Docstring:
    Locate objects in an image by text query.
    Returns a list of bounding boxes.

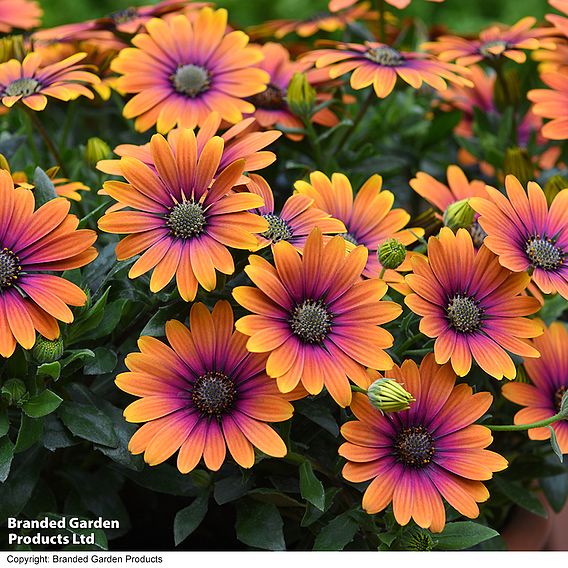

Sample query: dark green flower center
[167,201,206,239]
[341,232,359,246]
[366,46,404,66]
[109,7,138,24]
[446,294,482,333]
[468,220,487,248]
[394,425,435,468]
[250,83,284,110]
[172,64,210,98]
[525,236,563,271]
[191,371,236,416]
[0,248,21,290]
[554,385,567,413]
[480,40,509,57]
[262,214,293,243]
[4,78,40,97]
[290,299,332,344]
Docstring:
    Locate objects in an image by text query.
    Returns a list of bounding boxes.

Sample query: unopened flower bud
[494,69,521,111]
[32,336,64,364]
[404,528,435,551]
[84,137,111,169]
[544,174,568,206]
[378,239,406,270]
[287,73,316,119]
[503,148,533,187]
[1,378,27,406]
[443,198,476,230]
[0,35,26,63]
[514,364,530,383]
[367,378,415,413]
[0,153,10,172]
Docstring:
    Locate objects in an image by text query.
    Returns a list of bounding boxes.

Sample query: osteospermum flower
[98,130,268,302]
[233,229,402,407]
[117,301,292,472]
[340,354,507,532]
[423,17,556,66]
[405,228,542,379]
[9,167,89,202]
[247,43,338,141]
[502,322,568,453]
[329,0,443,10]
[0,0,41,33]
[470,176,568,300]
[0,52,99,111]
[528,72,568,140]
[0,170,97,358]
[547,0,568,38]
[304,41,471,98]
[112,9,269,133]
[294,172,423,284]
[247,174,346,251]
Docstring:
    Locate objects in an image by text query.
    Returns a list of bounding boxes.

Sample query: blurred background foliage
[42,0,548,33]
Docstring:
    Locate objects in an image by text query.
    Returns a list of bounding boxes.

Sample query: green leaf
[0,406,8,437]
[14,414,43,453]
[494,477,547,517]
[60,349,96,369]
[89,299,128,340]
[299,461,325,511]
[59,401,118,448]
[43,415,78,451]
[301,487,340,527]
[313,512,358,551]
[423,110,461,147]
[32,167,57,206]
[22,390,63,418]
[36,362,61,381]
[538,293,568,325]
[549,426,563,463]
[295,399,339,437]
[122,464,199,497]
[435,521,499,550]
[214,475,252,505]
[540,455,568,513]
[46,514,108,550]
[236,501,285,550]
[0,436,15,482]
[141,304,183,337]
[84,347,117,375]
[173,494,209,546]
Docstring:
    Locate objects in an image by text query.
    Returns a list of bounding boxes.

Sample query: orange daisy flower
[547,0,568,38]
[528,72,568,140]
[405,228,542,379]
[329,0,443,10]
[0,0,41,33]
[340,354,507,532]
[502,322,568,453]
[294,171,424,284]
[423,17,556,66]
[111,8,269,133]
[532,39,568,74]
[470,176,568,300]
[247,43,339,141]
[98,130,268,302]
[304,41,471,98]
[247,173,346,251]
[233,228,402,407]
[0,170,97,358]
[0,52,99,111]
[117,301,292,473]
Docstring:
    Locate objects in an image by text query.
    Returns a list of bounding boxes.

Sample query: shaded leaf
[14,414,43,453]
[494,477,547,517]
[59,401,118,448]
[22,390,62,418]
[236,501,285,550]
[174,494,209,546]
[299,461,325,511]
[435,521,499,550]
[313,512,358,550]
[0,436,14,482]
[84,347,117,375]
[36,362,61,381]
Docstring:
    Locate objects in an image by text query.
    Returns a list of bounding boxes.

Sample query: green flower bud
[403,528,435,551]
[442,198,476,230]
[32,336,64,364]
[287,72,316,119]
[544,175,568,206]
[377,239,406,270]
[1,378,27,406]
[514,364,530,383]
[367,378,415,413]
[413,207,443,237]
[503,147,534,188]
[84,137,111,169]
[0,35,26,63]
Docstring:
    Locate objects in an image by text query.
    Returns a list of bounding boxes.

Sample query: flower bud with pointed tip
[443,198,476,230]
[378,239,406,270]
[403,528,435,551]
[0,35,26,63]
[32,336,64,364]
[544,175,568,206]
[503,147,533,187]
[367,378,415,413]
[287,72,316,119]
[84,137,111,169]
[1,379,27,406]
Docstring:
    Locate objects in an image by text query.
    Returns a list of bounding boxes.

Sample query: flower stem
[395,332,426,357]
[351,385,368,394]
[377,0,386,43]
[303,118,324,170]
[24,106,69,177]
[336,89,375,153]
[487,412,567,432]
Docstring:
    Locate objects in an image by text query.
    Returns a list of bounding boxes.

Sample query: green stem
[335,89,375,154]
[303,119,324,170]
[379,267,386,279]
[24,106,69,177]
[409,229,428,248]
[490,58,518,146]
[377,0,386,43]
[21,109,40,164]
[487,412,567,432]
[395,332,425,356]
[351,385,368,394]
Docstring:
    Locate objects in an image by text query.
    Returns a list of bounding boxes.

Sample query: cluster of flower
[0,0,566,537]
